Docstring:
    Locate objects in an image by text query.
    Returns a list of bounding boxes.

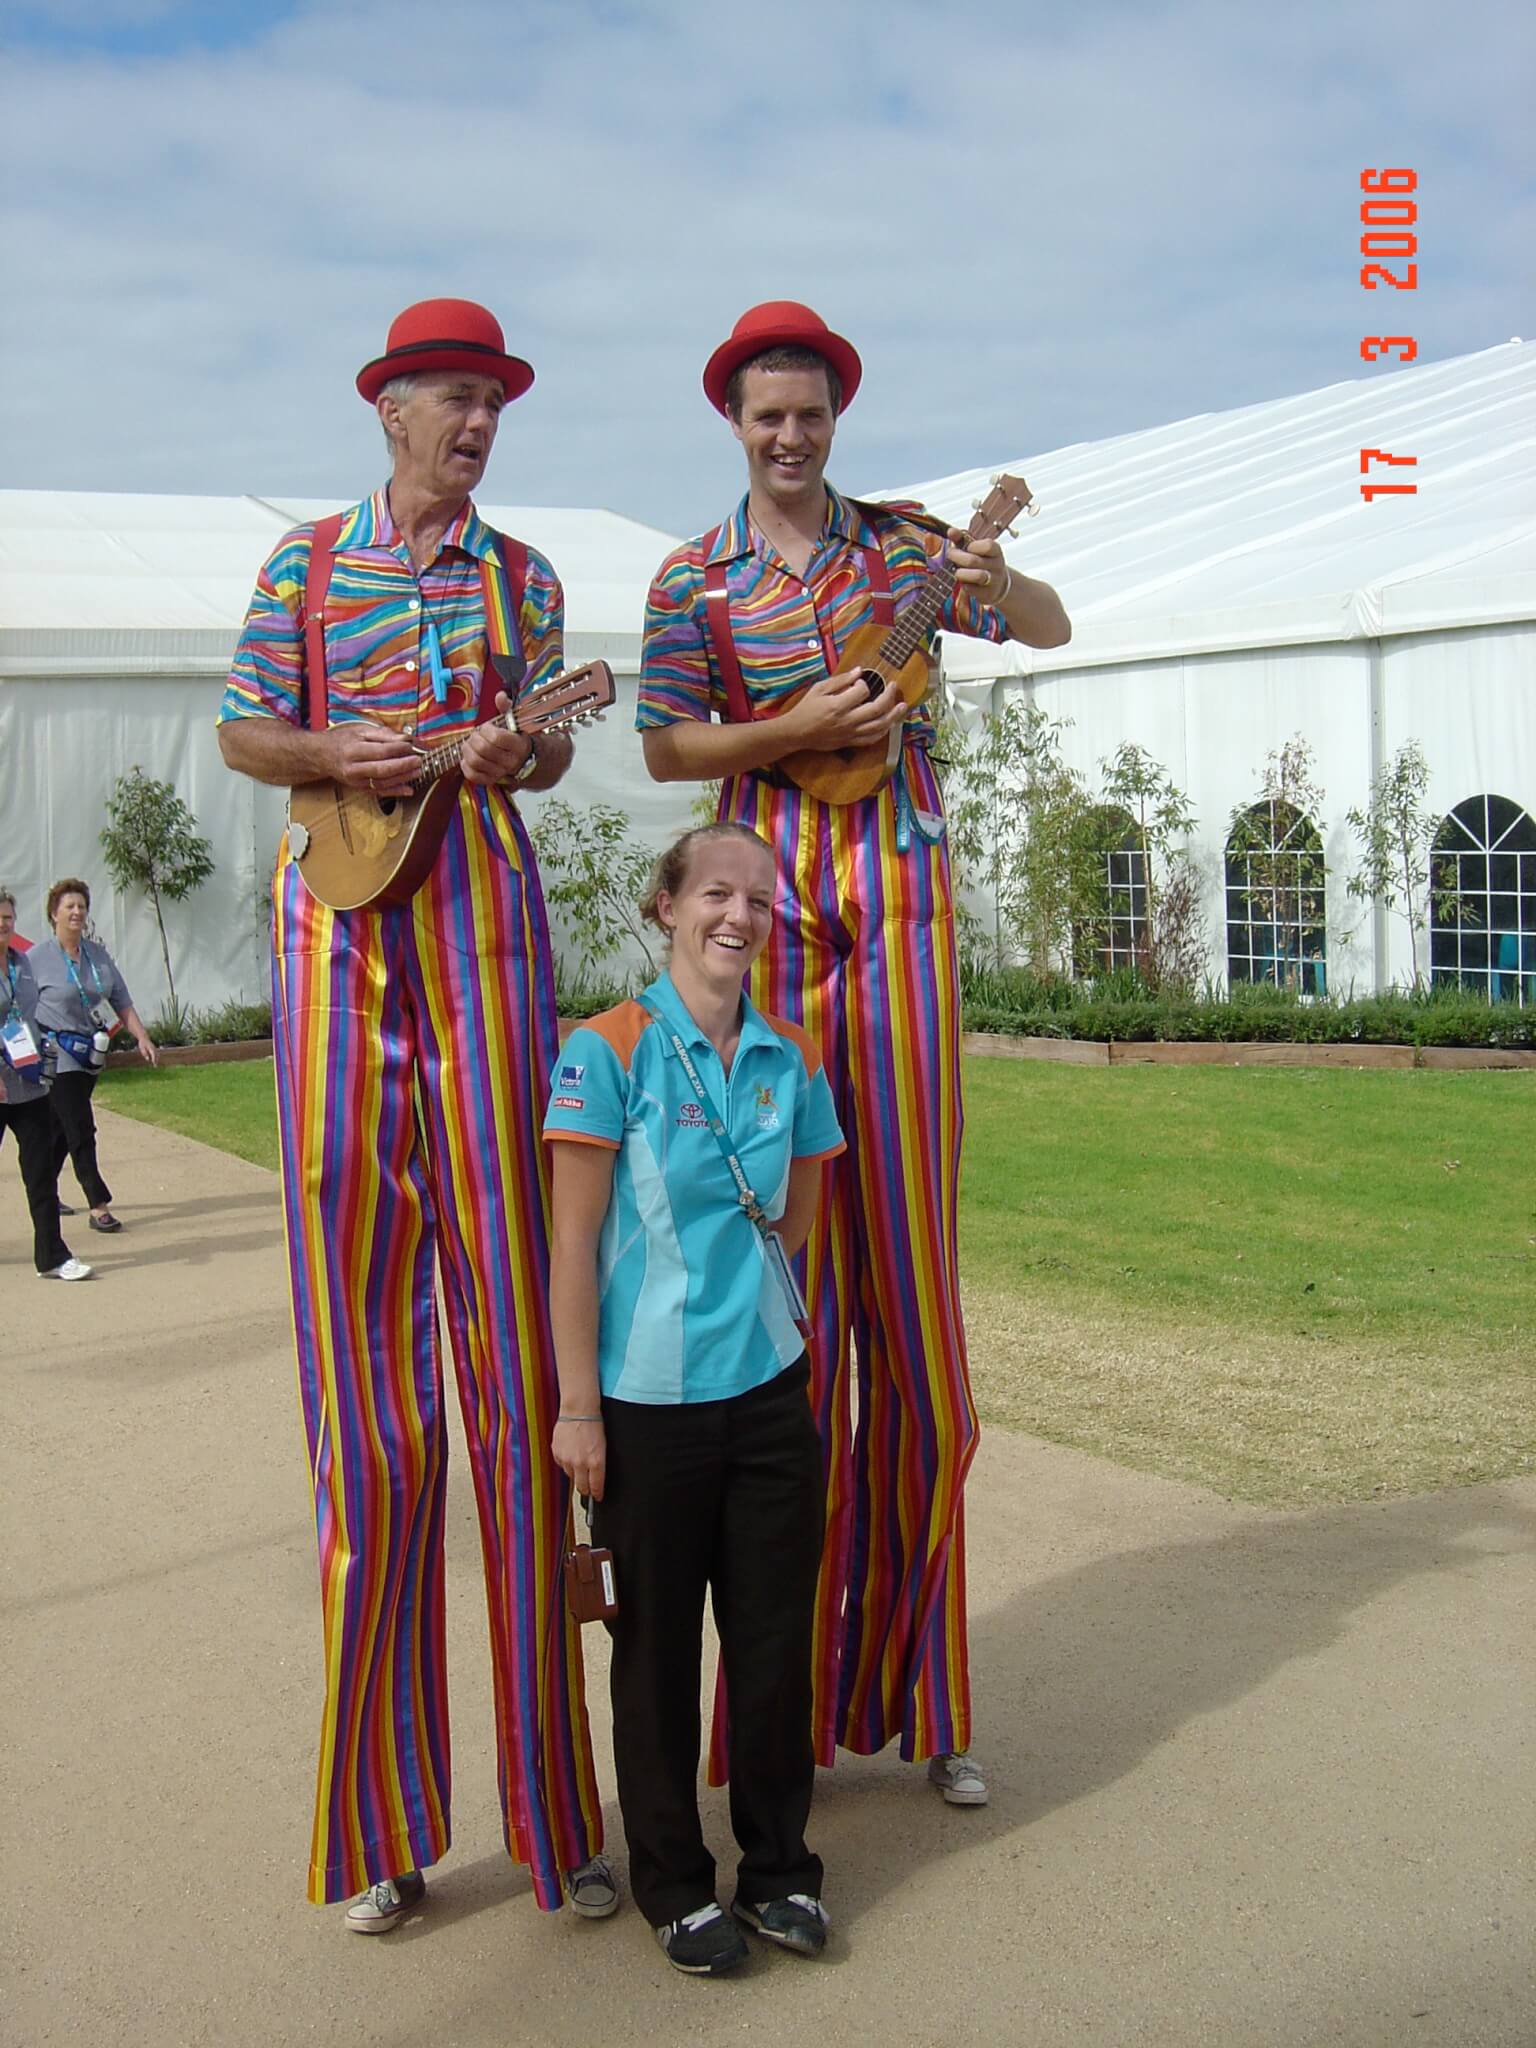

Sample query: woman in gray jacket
[30,877,158,1235]
[1,889,91,1280]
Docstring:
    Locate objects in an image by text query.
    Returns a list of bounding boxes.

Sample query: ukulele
[773,474,1034,805]
[286,661,614,911]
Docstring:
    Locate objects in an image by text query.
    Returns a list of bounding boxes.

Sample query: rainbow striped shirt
[636,485,1008,741]
[218,488,562,741]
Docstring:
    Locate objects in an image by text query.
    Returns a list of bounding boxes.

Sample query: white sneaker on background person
[39,1257,93,1282]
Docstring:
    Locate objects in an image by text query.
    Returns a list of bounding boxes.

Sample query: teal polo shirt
[543,971,844,1405]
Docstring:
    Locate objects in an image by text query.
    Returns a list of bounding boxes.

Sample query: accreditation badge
[88,995,120,1033]
[761,1228,811,1337]
[1,1011,41,1072]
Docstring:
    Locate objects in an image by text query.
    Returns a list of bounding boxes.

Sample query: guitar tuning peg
[1006,525,1020,539]
[970,497,983,510]
[1026,502,1041,517]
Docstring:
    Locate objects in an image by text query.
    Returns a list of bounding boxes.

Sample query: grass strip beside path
[101,1059,280,1172]
[100,1058,1535,1505]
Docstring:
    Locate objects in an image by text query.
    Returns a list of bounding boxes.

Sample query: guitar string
[291,683,607,847]
[853,491,1022,687]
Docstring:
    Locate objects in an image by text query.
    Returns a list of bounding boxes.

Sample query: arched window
[1225,800,1327,994]
[1075,804,1146,976]
[1430,794,1536,1005]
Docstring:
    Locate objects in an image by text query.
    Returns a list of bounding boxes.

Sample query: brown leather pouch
[563,1543,618,1623]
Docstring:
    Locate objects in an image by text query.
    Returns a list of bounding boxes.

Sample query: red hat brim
[356,339,535,406]
[702,317,862,416]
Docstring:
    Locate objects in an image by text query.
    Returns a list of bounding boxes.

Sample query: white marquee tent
[4,341,1533,1018]
[0,492,692,1014]
[894,338,1536,996]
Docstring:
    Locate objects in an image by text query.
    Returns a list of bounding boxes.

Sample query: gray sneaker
[345,1870,426,1933]
[927,1750,988,1805]
[565,1853,619,1919]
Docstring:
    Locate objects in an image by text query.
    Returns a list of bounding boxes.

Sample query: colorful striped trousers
[270,787,601,1907]
[720,748,978,1768]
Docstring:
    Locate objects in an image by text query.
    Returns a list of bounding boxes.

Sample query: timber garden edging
[108,1034,1536,1073]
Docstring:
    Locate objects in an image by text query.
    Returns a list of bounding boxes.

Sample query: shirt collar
[704,484,864,566]
[336,487,493,561]
[644,969,777,1063]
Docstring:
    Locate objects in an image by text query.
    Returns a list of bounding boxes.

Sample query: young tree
[527,799,660,987]
[98,766,215,1020]
[1344,739,1444,990]
[1097,743,1201,990]
[1226,735,1328,991]
[945,700,1099,978]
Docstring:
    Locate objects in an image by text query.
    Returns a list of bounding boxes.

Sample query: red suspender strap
[699,529,755,726]
[300,513,345,733]
[698,517,898,724]
[481,532,529,719]
[858,527,896,628]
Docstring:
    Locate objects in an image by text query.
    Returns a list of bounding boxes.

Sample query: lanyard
[4,952,19,1020]
[64,946,105,1008]
[638,990,766,1227]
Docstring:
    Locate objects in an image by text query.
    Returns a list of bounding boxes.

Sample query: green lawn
[962,1063,1532,1355]
[961,1063,1534,1503]
[99,1056,1536,1505]
[100,1059,281,1172]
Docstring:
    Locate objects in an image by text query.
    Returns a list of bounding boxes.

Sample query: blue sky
[1,0,1530,534]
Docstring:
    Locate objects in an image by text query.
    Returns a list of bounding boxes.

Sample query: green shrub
[956,969,1531,1048]
[190,998,273,1044]
[554,965,640,1020]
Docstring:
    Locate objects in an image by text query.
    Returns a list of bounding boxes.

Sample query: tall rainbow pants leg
[721,751,977,1767]
[271,787,601,1907]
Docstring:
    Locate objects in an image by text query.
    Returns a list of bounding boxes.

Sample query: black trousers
[49,1069,112,1209]
[2,1096,71,1273]
[593,1358,825,1927]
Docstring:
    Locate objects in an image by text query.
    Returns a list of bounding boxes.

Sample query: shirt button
[405,659,417,671]
[409,599,421,612]
[806,638,818,649]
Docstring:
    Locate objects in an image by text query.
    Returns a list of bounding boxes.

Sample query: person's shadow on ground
[803,1479,1534,1926]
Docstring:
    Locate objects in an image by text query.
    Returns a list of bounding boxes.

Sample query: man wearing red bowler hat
[218,299,613,1933]
[638,301,1070,1810]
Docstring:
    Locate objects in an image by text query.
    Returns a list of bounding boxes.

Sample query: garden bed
[108,1029,1536,1073]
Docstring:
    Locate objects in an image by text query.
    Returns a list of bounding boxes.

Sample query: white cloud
[1,0,1529,533]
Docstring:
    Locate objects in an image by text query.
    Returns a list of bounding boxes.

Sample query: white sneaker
[40,1257,94,1282]
[345,1871,425,1933]
[927,1750,988,1805]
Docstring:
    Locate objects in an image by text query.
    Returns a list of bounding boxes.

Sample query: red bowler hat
[355,298,535,405]
[702,300,862,416]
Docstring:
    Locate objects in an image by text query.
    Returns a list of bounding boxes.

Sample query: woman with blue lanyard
[545,822,844,1978]
[2,889,91,1280]
[29,878,159,1235]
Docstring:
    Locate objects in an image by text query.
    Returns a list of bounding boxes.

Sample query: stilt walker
[637,302,1071,1799]
[218,300,613,1929]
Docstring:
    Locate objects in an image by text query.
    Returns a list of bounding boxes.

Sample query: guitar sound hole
[859,669,885,701]
[377,797,398,816]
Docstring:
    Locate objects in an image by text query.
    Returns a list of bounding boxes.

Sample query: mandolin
[774,473,1034,805]
[286,661,614,911]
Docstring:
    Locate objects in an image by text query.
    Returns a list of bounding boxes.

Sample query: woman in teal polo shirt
[545,822,844,1978]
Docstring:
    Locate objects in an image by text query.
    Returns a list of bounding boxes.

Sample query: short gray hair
[378,372,420,456]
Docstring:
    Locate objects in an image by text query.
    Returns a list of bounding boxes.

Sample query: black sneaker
[732,1892,829,1956]
[655,1903,749,1975]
